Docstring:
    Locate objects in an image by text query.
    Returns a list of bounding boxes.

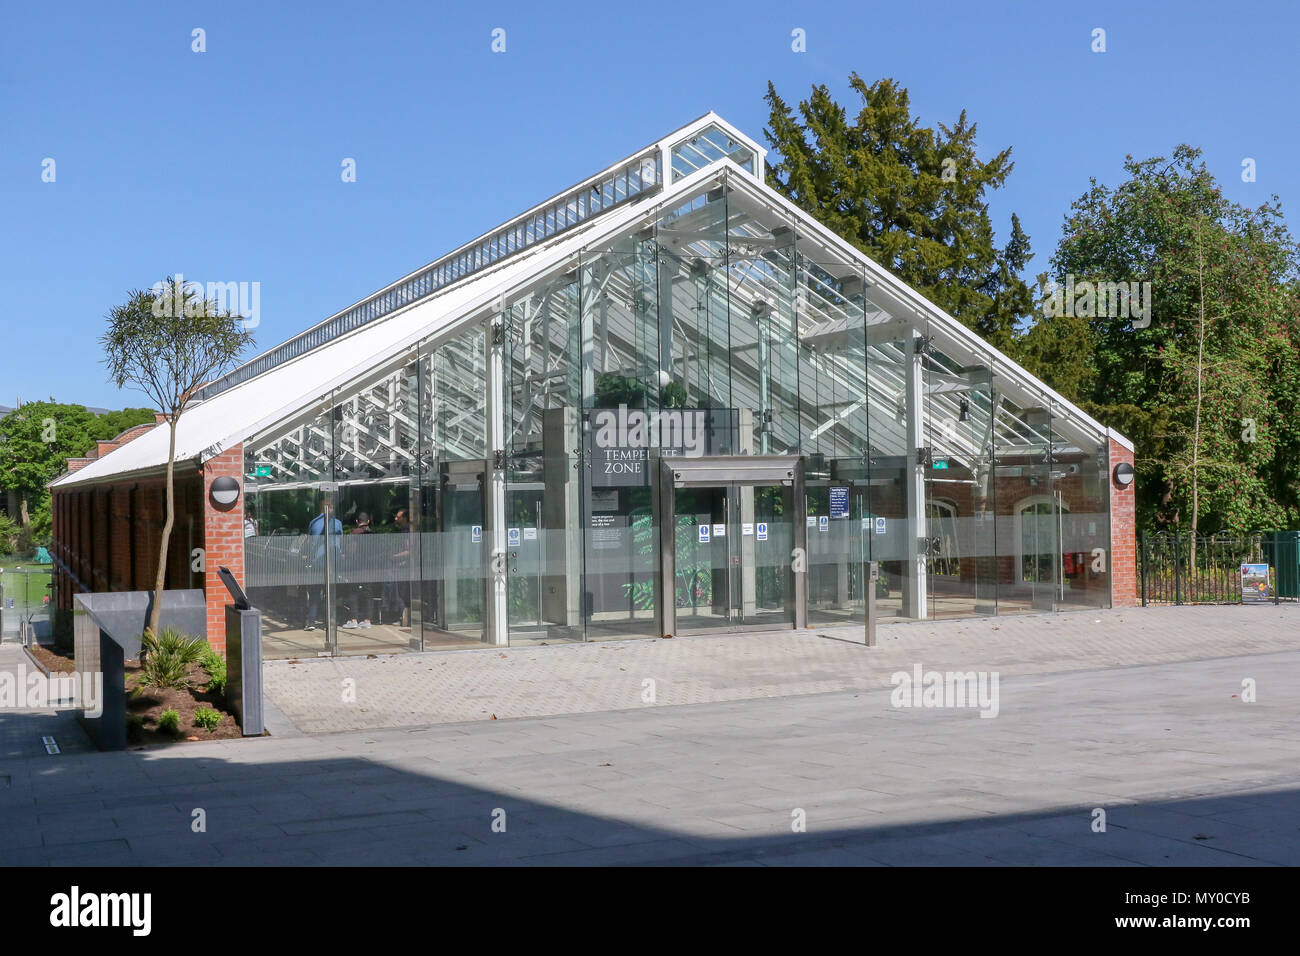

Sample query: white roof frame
[55,115,1127,489]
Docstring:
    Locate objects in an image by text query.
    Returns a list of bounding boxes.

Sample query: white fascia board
[1107,428,1135,453]
[722,163,1132,450]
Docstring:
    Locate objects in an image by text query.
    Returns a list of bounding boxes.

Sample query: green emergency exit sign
[932,459,949,470]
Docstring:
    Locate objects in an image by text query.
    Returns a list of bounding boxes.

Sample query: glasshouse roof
[53,111,1129,489]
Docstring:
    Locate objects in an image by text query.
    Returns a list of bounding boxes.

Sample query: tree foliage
[763,73,1035,349]
[101,277,254,635]
[1016,145,1300,533]
[0,402,155,552]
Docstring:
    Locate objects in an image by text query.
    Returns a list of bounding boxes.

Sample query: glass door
[922,337,997,620]
[806,480,869,627]
[673,486,733,629]
[673,482,793,632]
[418,460,488,649]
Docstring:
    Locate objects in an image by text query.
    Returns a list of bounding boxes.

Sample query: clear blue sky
[2,0,1295,410]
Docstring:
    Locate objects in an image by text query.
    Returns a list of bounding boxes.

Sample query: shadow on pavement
[0,730,1295,866]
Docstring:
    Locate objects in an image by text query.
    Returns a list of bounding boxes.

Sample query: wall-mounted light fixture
[210,476,241,509]
[1112,461,1135,488]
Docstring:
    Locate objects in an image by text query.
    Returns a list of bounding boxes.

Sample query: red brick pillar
[1109,438,1138,607]
[201,445,245,652]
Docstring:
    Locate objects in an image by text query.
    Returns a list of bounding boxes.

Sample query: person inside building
[303,493,342,632]
[383,508,412,627]
[342,511,374,629]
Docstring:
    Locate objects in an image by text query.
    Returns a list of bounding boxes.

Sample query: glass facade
[241,172,1113,657]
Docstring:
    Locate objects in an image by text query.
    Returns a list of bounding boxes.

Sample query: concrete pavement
[261,604,1300,734]
[1,610,1298,865]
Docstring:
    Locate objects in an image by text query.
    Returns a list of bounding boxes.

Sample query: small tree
[101,278,254,638]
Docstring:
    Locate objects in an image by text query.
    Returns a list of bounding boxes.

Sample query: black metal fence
[1140,531,1300,606]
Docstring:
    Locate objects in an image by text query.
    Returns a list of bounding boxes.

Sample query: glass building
[50,114,1136,659]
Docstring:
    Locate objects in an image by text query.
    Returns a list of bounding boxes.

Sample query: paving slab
[1,608,1299,865]
[261,604,1300,733]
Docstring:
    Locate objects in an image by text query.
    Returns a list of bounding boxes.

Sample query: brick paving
[261,604,1300,734]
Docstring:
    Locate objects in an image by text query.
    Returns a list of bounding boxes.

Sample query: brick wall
[50,472,203,612]
[1109,438,1138,606]
[202,445,245,653]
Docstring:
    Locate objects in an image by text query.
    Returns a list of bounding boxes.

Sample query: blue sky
[2,0,1295,410]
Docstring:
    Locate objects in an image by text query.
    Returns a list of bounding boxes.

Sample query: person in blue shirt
[303,493,342,631]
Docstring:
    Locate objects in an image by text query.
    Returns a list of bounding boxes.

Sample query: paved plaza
[261,604,1300,733]
[0,604,1297,865]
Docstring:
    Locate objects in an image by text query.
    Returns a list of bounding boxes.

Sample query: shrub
[138,629,205,689]
[157,709,180,734]
[126,713,144,743]
[193,706,221,731]
[199,647,227,698]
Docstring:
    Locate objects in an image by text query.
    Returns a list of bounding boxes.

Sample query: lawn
[0,562,53,609]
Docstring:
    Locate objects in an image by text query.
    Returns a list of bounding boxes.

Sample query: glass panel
[806,477,870,628]
[795,246,868,461]
[993,392,1056,614]
[244,406,335,659]
[582,476,657,641]
[864,335,914,620]
[923,342,996,619]
[419,462,486,648]
[673,486,732,630]
[1052,405,1112,610]
[726,197,799,453]
[656,193,730,411]
[506,278,586,644]
[418,325,490,649]
[749,484,792,626]
[671,124,756,182]
[332,361,419,653]
[507,453,585,645]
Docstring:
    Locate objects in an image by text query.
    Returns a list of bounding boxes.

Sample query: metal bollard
[865,561,879,647]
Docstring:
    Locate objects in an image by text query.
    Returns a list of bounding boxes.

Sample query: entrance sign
[589,405,711,486]
[818,516,828,532]
[698,524,710,544]
[471,525,482,543]
[1241,563,1271,602]
[829,486,849,519]
[523,527,537,541]
[875,516,887,535]
[508,528,521,547]
[712,524,725,538]
[742,523,753,536]
[756,522,768,541]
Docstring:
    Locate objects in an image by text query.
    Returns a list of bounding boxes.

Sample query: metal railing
[1140,531,1300,605]
[197,149,663,401]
